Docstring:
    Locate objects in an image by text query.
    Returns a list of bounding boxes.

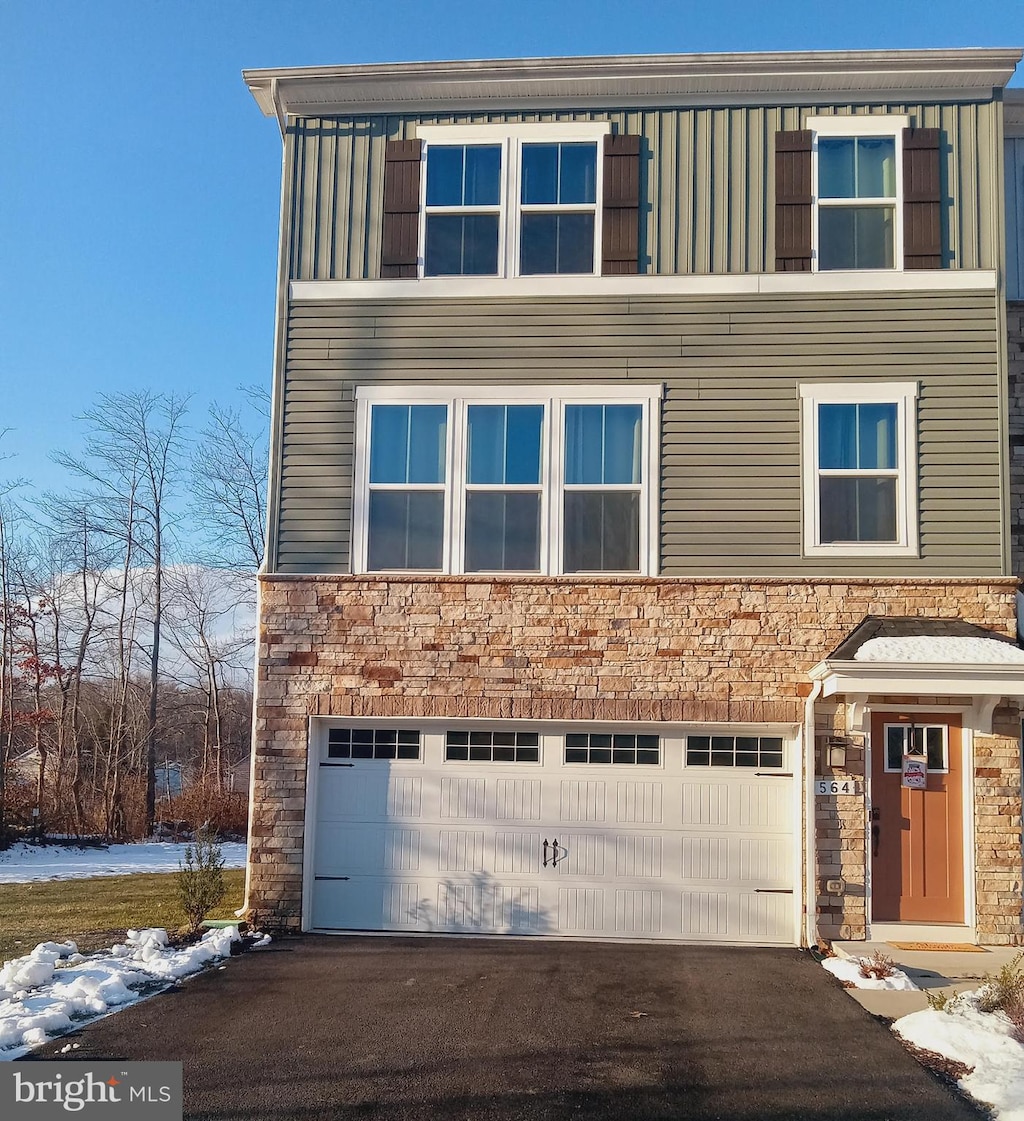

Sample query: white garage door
[308,725,797,944]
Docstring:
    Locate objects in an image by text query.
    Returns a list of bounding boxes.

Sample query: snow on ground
[822,955,919,991]
[854,635,1024,664]
[0,841,247,883]
[894,992,1024,1121]
[0,926,269,1059]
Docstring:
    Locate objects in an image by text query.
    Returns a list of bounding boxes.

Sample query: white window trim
[799,381,919,558]
[415,122,611,281]
[353,383,662,577]
[881,722,949,775]
[806,114,909,274]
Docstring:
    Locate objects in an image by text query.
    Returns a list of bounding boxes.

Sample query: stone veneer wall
[249,574,1020,938]
[1010,301,1024,579]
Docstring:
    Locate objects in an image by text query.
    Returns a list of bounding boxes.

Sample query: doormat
[887,942,986,952]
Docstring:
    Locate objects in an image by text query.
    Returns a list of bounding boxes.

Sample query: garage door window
[445,730,540,762]
[685,735,784,768]
[564,733,660,764]
[327,728,421,761]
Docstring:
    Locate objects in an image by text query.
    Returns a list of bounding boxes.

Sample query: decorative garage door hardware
[542,839,564,867]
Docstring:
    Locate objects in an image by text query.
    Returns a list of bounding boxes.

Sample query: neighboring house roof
[828,616,1024,663]
[244,48,1023,122]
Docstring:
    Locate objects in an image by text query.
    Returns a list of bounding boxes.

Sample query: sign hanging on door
[902,755,927,789]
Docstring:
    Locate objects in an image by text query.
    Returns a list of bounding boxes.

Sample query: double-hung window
[418,123,608,278]
[354,385,660,575]
[809,115,906,271]
[423,145,502,276]
[800,382,918,557]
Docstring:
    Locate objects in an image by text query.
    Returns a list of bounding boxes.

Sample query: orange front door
[870,712,964,923]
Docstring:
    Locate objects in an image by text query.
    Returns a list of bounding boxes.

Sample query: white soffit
[243,49,1023,119]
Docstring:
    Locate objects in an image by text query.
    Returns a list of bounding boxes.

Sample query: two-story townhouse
[243,49,1024,948]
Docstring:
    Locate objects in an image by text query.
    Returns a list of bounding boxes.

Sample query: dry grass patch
[0,870,245,962]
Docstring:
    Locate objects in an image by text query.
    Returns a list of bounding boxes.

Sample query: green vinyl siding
[283,100,1002,279]
[272,290,1003,577]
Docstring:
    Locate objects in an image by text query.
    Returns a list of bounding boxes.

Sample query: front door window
[883,724,948,773]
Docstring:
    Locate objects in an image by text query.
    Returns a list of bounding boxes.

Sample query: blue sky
[2,0,1022,502]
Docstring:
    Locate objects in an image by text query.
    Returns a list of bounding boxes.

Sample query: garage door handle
[551,839,563,866]
[543,839,550,867]
[755,772,793,777]
[314,876,351,881]
[754,888,793,894]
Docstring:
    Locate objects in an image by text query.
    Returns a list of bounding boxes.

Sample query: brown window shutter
[381,138,422,278]
[903,128,942,269]
[602,134,640,275]
[774,131,812,272]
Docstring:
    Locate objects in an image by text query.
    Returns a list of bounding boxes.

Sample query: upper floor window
[418,123,608,279]
[354,384,660,576]
[800,382,918,557]
[808,116,907,271]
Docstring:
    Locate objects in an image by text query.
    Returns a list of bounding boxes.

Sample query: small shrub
[977,952,1024,1039]
[858,950,898,980]
[177,831,226,934]
[925,987,957,1012]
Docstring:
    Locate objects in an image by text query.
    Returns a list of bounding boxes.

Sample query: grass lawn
[0,869,246,962]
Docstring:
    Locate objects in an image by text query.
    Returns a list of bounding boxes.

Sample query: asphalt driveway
[32,936,985,1121]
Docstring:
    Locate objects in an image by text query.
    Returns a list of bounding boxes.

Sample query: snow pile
[0,925,256,1059]
[822,955,919,991]
[854,635,1024,664]
[0,841,247,883]
[894,992,1024,1121]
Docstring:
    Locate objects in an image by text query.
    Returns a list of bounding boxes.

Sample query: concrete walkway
[832,939,1022,1017]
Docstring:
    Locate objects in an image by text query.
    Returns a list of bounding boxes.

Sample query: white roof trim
[243,49,1022,118]
[809,658,1024,700]
[289,269,997,303]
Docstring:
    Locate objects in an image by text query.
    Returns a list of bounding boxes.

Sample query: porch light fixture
[826,737,849,769]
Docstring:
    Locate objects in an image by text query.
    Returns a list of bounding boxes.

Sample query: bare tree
[191,402,267,576]
[35,499,111,832]
[55,391,190,833]
[165,566,253,793]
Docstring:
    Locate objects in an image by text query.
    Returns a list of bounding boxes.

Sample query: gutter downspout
[235,575,263,922]
[236,75,291,923]
[803,678,824,948]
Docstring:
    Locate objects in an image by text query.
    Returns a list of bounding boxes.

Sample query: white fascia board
[290,269,997,303]
[809,659,1024,698]
[243,49,1023,117]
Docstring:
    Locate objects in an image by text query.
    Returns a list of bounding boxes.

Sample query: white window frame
[882,722,949,775]
[807,115,908,273]
[353,383,662,576]
[416,123,610,280]
[799,381,919,558]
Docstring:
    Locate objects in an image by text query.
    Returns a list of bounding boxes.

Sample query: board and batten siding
[283,100,1003,281]
[274,290,1002,577]
[1007,136,1024,301]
